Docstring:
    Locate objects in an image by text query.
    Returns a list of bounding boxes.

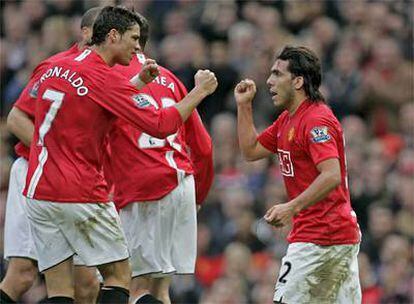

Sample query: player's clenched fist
[139,58,160,84]
[234,79,257,105]
[194,70,218,96]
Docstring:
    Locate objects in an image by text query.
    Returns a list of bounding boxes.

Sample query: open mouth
[270,90,278,99]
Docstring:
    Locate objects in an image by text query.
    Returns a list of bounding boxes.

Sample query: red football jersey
[257,100,360,245]
[13,44,80,159]
[23,49,182,203]
[109,54,214,208]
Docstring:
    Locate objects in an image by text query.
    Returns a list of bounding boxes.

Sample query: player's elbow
[151,125,179,139]
[326,170,341,189]
[242,150,261,162]
[6,108,19,134]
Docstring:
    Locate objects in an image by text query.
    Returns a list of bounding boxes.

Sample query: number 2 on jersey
[137,95,181,151]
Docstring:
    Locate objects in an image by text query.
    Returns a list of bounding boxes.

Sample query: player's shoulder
[303,101,341,132]
[38,49,111,97]
[49,44,80,62]
[305,101,337,121]
[275,110,289,124]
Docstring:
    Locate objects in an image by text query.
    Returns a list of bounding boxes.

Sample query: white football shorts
[273,242,361,304]
[4,157,37,260]
[26,199,129,272]
[120,174,197,278]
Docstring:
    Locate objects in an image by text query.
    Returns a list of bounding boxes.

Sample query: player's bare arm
[264,158,341,227]
[6,107,34,146]
[235,79,272,161]
[130,58,160,89]
[174,69,218,122]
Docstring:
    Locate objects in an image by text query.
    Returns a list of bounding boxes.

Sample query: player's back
[25,49,120,203]
[13,44,80,160]
[109,54,193,207]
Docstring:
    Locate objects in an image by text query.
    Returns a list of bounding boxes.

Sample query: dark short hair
[277,46,325,102]
[91,6,141,45]
[136,12,149,49]
[80,7,101,29]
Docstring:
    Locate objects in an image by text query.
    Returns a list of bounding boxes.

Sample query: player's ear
[81,26,92,43]
[293,76,304,90]
[107,29,120,43]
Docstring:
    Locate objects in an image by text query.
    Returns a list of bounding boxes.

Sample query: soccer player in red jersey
[1,8,102,304]
[235,46,361,303]
[22,6,217,304]
[109,15,213,304]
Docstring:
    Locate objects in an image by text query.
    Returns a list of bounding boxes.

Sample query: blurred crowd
[0,0,413,303]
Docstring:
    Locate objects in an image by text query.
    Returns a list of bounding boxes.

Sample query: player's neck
[92,45,116,67]
[287,92,307,116]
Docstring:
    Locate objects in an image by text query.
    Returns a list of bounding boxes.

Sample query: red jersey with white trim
[109,54,213,208]
[23,49,182,203]
[13,44,80,160]
[257,100,360,245]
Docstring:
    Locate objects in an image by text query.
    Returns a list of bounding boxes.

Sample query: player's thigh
[74,265,100,288]
[274,243,359,304]
[4,158,37,260]
[337,244,362,304]
[58,202,129,267]
[120,197,175,277]
[171,175,197,274]
[25,199,74,272]
[43,256,74,298]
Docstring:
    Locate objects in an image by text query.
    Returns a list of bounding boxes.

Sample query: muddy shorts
[26,200,129,272]
[273,242,361,304]
[119,174,197,278]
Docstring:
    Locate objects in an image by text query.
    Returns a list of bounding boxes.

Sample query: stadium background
[0,0,413,303]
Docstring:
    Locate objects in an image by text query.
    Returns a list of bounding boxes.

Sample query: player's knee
[131,275,152,294]
[152,278,171,303]
[16,264,37,290]
[112,264,131,287]
[75,275,100,303]
[99,260,131,288]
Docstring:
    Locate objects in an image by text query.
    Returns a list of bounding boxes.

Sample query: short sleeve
[14,63,47,115]
[304,115,339,165]
[257,120,279,153]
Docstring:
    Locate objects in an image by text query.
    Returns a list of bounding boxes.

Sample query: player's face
[81,26,93,45]
[116,24,141,65]
[266,59,295,109]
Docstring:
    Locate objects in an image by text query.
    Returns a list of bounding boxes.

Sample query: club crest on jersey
[311,126,331,143]
[132,94,151,108]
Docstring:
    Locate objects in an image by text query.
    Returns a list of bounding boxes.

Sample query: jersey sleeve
[185,110,214,205]
[92,73,183,139]
[14,63,48,115]
[304,115,340,165]
[176,76,213,204]
[257,119,280,153]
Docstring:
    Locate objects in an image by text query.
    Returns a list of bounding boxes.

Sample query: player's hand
[139,59,160,84]
[263,202,295,227]
[234,79,256,105]
[194,70,218,96]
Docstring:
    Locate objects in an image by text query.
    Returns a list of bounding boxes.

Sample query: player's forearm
[237,104,260,161]
[6,107,34,146]
[289,170,341,214]
[130,74,146,90]
[173,87,208,122]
